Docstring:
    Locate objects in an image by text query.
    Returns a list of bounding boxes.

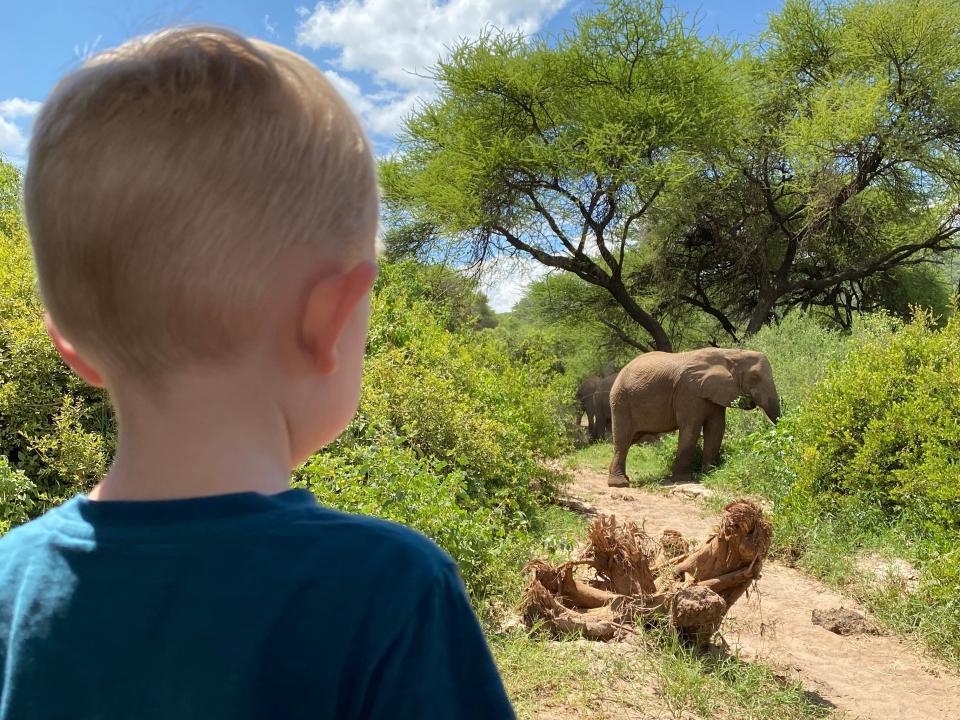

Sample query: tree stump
[522,500,771,644]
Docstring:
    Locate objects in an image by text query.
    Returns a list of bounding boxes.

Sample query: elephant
[607,348,780,487]
[595,374,616,439]
[576,373,618,441]
[576,375,602,440]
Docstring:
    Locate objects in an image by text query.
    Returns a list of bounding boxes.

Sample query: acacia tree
[655,0,960,338]
[381,0,743,351]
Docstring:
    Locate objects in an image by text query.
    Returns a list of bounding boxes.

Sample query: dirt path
[565,467,960,720]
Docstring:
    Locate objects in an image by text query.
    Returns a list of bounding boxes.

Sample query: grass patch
[491,634,604,719]
[568,437,676,486]
[644,630,833,720]
[493,629,834,720]
[536,505,589,560]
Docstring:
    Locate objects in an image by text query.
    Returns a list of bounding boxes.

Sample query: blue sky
[2,0,782,308]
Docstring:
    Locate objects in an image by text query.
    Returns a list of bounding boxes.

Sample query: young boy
[0,27,514,719]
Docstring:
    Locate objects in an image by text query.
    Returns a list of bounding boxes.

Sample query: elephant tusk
[760,409,776,426]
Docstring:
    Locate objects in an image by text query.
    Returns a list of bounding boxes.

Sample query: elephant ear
[687,360,740,407]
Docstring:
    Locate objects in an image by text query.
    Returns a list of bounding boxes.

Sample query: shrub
[0,456,34,535]
[787,311,960,542]
[709,310,960,661]
[299,262,570,602]
[0,158,113,510]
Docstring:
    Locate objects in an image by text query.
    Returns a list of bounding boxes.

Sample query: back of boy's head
[24,27,378,379]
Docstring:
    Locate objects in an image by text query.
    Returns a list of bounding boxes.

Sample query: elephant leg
[702,409,725,470]
[590,407,600,441]
[585,410,596,440]
[702,408,726,472]
[607,412,632,488]
[671,422,702,483]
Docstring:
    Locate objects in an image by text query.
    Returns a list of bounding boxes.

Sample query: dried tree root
[522,580,623,641]
[526,560,620,609]
[521,499,771,644]
[586,515,657,595]
[666,500,771,606]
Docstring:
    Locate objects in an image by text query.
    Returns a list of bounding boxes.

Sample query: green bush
[709,310,960,662]
[299,262,570,603]
[788,311,960,542]
[0,455,34,535]
[0,158,113,509]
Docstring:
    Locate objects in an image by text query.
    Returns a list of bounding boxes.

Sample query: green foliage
[708,311,960,663]
[0,456,33,535]
[789,311,960,541]
[385,2,738,237]
[297,261,571,603]
[387,0,960,346]
[0,157,113,510]
[383,0,743,351]
[381,262,497,331]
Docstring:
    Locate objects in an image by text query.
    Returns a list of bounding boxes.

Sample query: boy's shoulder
[290,499,458,578]
[0,503,64,552]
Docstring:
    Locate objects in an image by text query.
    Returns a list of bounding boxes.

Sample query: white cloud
[0,98,42,163]
[0,117,29,159]
[0,98,42,118]
[297,0,566,138]
[478,255,551,312]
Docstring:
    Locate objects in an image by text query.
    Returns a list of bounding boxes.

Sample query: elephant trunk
[760,393,781,425]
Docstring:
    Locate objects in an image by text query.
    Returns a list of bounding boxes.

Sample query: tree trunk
[745,291,778,336]
[607,279,673,352]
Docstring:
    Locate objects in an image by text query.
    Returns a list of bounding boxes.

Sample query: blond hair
[24,27,378,377]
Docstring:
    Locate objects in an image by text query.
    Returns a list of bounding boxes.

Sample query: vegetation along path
[565,467,960,720]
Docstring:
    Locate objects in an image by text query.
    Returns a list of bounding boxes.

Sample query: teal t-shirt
[0,489,514,719]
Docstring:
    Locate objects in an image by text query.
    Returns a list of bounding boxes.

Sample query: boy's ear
[300,261,378,374]
[44,314,106,388]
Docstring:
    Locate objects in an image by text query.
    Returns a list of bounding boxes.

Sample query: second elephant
[576,373,617,441]
[607,348,780,487]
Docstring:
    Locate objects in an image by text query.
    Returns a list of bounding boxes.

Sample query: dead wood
[658,529,691,564]
[585,515,657,595]
[522,499,771,645]
[554,495,600,516]
[526,560,621,609]
[666,499,771,606]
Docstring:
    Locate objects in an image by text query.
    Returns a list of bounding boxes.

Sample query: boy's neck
[92,367,293,502]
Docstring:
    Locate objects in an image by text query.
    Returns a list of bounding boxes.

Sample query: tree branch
[678,294,740,343]
[789,222,960,294]
[598,319,651,352]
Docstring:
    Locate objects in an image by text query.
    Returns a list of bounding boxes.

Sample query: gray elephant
[576,373,618,441]
[607,348,780,487]
[576,375,601,440]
